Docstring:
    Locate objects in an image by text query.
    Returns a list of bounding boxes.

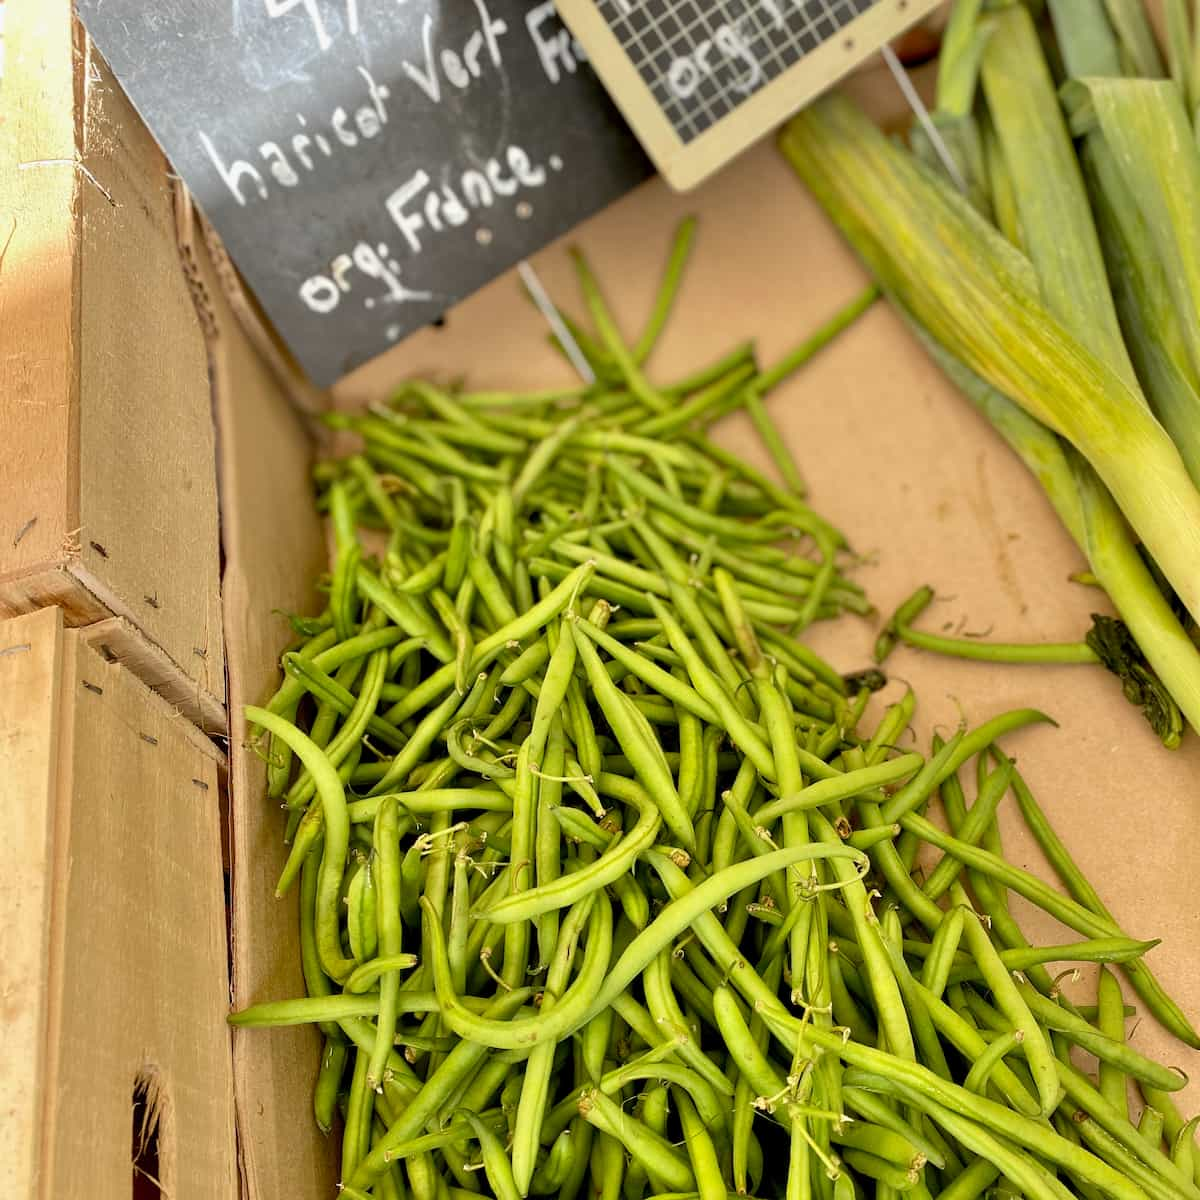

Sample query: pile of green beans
[233,224,1200,1200]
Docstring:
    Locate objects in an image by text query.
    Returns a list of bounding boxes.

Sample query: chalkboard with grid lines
[555,0,937,189]
[597,0,877,143]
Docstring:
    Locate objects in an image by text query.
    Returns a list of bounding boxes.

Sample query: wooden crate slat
[0,609,238,1199]
[0,1,225,728]
[0,609,66,1198]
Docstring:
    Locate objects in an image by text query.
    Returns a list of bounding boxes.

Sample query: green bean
[675,1088,726,1200]
[358,566,455,663]
[922,757,1014,899]
[1053,1058,1200,1200]
[711,984,790,1109]
[574,617,721,724]
[573,628,696,853]
[531,1128,575,1195]
[343,1045,373,1178]
[950,883,1059,1114]
[755,754,924,826]
[283,653,407,751]
[579,1086,695,1194]
[510,890,596,1191]
[484,777,660,923]
[769,1018,1149,1200]
[632,216,696,361]
[900,814,1119,937]
[1140,1107,1167,1151]
[826,942,876,1045]
[1095,966,1131,1118]
[453,1108,520,1200]
[349,987,533,1185]
[499,638,550,685]
[343,954,421,994]
[647,595,776,778]
[755,283,880,394]
[248,707,357,981]
[963,1029,1024,1096]
[314,1036,348,1134]
[880,910,954,1083]
[634,362,757,439]
[425,891,611,1049]
[1013,981,1187,1093]
[841,1087,947,1169]
[364,796,403,1099]
[1007,767,1200,1049]
[930,1159,1001,1199]
[1174,1118,1200,1179]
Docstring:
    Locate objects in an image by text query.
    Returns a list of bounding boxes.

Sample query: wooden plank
[0,1,80,577]
[0,609,65,1200]
[77,615,227,739]
[75,38,226,708]
[0,1,224,720]
[180,198,336,1198]
[36,628,236,1199]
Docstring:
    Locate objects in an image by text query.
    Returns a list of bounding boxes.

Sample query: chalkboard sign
[557,0,940,189]
[74,1,652,385]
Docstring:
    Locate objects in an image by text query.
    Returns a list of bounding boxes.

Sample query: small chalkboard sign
[556,0,941,189]
[74,1,652,385]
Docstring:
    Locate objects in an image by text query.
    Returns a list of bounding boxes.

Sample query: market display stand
[2,3,1197,1200]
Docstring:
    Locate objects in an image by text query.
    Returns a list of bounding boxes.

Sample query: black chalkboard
[75,0,652,385]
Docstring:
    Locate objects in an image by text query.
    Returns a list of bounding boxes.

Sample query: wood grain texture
[181,203,336,1198]
[0,2,224,716]
[0,611,235,1199]
[39,630,235,1199]
[77,615,229,743]
[0,610,65,1200]
[0,1,81,575]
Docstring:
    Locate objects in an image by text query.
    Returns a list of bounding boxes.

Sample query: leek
[1064,84,1200,488]
[1101,0,1165,77]
[780,98,1200,739]
[780,97,1200,629]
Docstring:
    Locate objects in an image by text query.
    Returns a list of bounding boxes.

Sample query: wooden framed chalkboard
[556,0,942,189]
[73,1,652,386]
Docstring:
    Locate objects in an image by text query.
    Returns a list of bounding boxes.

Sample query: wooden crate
[0,1,225,733]
[0,607,237,1199]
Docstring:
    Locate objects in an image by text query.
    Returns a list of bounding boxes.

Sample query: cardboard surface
[226,53,1197,1200]
[186,197,337,1197]
[0,2,226,729]
[0,609,237,1199]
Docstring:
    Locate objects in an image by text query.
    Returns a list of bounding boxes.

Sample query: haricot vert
[233,216,1199,1200]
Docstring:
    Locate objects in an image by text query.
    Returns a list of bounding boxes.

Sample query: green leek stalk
[1061,80,1200,490]
[975,9,1200,739]
[1101,0,1165,77]
[778,97,1200,636]
[979,6,1137,389]
[779,98,1200,740]
[1046,0,1122,79]
[1070,79,1200,387]
[905,318,1197,745]
[911,0,991,213]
